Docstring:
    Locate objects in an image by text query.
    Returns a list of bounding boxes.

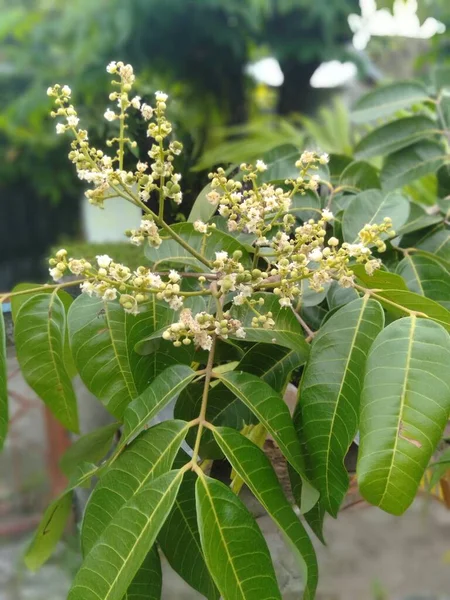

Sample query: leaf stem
[0,279,88,300]
[353,283,429,318]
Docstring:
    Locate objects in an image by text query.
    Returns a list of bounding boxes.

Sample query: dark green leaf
[289,467,326,545]
[124,546,162,600]
[288,189,322,222]
[354,116,438,159]
[258,144,300,183]
[60,422,120,477]
[230,293,310,354]
[159,470,220,599]
[339,160,380,191]
[416,227,450,262]
[300,298,384,515]
[397,203,442,236]
[214,427,318,599]
[396,253,450,308]
[342,189,410,244]
[196,475,282,600]
[381,141,446,191]
[351,81,430,123]
[327,281,358,310]
[358,317,450,515]
[82,420,189,554]
[218,371,318,512]
[69,470,184,600]
[15,293,78,432]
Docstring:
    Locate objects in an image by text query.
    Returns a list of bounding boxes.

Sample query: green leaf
[238,343,307,391]
[397,203,442,236]
[25,462,97,570]
[416,227,450,262]
[188,182,221,223]
[0,309,7,451]
[396,253,450,308]
[351,81,430,123]
[218,371,318,512]
[145,223,252,271]
[195,474,282,600]
[214,427,318,599]
[120,365,195,446]
[82,420,188,555]
[59,422,120,477]
[288,189,322,222]
[350,264,408,291]
[342,189,410,244]
[69,469,184,600]
[68,295,175,418]
[258,144,300,183]
[381,141,446,191]
[300,298,384,516]
[357,317,450,515]
[15,293,78,432]
[159,468,220,599]
[339,160,380,191]
[124,546,161,600]
[354,116,438,159]
[230,293,310,354]
[371,289,450,332]
[289,467,326,545]
[327,281,358,310]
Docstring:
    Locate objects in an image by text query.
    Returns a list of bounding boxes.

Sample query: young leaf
[145,222,252,270]
[59,422,120,477]
[342,189,409,244]
[381,141,446,191]
[350,264,408,291]
[218,371,319,512]
[0,309,7,451]
[120,365,195,445]
[82,420,188,554]
[124,546,162,600]
[351,81,430,123]
[214,427,318,599]
[357,317,450,515]
[373,289,450,332]
[339,160,380,191]
[195,474,282,600]
[300,297,384,516]
[69,469,184,600]
[354,116,437,159]
[159,469,220,599]
[15,293,78,432]
[230,293,311,354]
[396,253,450,308]
[25,462,97,570]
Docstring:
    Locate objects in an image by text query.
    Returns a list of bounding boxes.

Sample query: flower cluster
[47,60,397,351]
[162,309,245,350]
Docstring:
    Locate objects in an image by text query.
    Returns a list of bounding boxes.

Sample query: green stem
[0,279,88,300]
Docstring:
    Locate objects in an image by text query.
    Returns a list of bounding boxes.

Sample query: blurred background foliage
[1,0,450,286]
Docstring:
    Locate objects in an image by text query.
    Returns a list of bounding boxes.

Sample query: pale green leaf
[300,298,384,515]
[351,81,430,123]
[159,466,219,599]
[196,475,282,600]
[230,293,311,354]
[214,427,318,599]
[354,116,438,159]
[120,366,195,446]
[342,189,410,244]
[60,422,120,477]
[25,462,97,570]
[396,253,450,308]
[218,371,318,512]
[124,546,161,600]
[188,182,221,224]
[145,222,252,271]
[381,141,446,191]
[15,293,78,432]
[357,317,450,515]
[0,309,7,451]
[350,264,408,291]
[69,469,184,600]
[82,420,189,554]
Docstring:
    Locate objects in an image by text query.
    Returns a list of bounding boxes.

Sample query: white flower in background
[131,96,141,109]
[104,109,116,122]
[141,103,153,120]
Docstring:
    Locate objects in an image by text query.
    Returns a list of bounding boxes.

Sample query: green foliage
[0,310,7,451]
[5,72,450,600]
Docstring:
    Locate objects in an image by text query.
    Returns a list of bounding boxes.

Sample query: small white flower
[235,327,246,339]
[207,190,221,206]
[319,152,329,164]
[279,297,292,308]
[308,248,323,262]
[47,87,54,97]
[168,270,181,283]
[80,281,95,296]
[102,288,118,301]
[255,160,268,172]
[56,123,66,135]
[136,161,148,172]
[141,103,153,120]
[104,109,116,122]
[328,236,339,247]
[193,220,208,233]
[215,251,228,262]
[96,254,112,269]
[168,296,183,311]
[155,91,168,102]
[49,267,64,281]
[106,61,117,74]
[131,96,141,109]
[61,85,71,97]
[67,115,79,127]
[321,208,334,222]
